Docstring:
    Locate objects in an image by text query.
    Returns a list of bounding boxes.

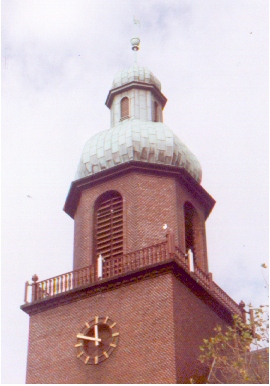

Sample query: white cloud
[2,0,268,383]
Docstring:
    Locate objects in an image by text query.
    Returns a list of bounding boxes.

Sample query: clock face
[75,316,119,365]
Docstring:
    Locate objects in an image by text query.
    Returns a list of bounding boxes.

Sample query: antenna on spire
[131,16,140,64]
[133,16,140,27]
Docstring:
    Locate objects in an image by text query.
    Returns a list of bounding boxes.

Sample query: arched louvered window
[94,191,123,260]
[184,202,195,254]
[154,101,159,122]
[184,201,206,272]
[120,97,129,120]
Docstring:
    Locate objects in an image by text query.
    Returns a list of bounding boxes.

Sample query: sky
[1,0,268,383]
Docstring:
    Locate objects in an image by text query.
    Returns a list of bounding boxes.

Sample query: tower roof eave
[105,81,167,109]
[63,161,215,219]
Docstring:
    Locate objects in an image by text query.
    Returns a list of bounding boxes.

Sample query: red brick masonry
[22,240,243,383]
[22,162,242,383]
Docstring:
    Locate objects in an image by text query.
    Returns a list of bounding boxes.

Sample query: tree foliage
[198,307,269,384]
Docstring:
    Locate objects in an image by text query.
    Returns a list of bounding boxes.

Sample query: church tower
[21,37,244,384]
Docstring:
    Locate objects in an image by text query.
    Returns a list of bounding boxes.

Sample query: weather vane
[133,16,140,27]
[130,16,140,64]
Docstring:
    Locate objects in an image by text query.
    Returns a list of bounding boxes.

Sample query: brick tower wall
[26,272,228,384]
[26,273,177,384]
[172,275,226,383]
[73,170,209,271]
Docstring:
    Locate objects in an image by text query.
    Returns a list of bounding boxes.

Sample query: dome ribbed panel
[75,119,202,184]
[112,65,161,91]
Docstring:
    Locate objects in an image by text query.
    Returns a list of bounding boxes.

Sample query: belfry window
[154,101,159,122]
[94,191,123,260]
[184,202,196,271]
[184,201,205,272]
[120,97,129,120]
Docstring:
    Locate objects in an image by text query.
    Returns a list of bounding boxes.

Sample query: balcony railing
[23,234,243,319]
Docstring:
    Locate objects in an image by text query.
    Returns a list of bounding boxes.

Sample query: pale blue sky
[2,0,268,383]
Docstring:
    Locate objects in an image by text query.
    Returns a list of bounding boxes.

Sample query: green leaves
[198,307,269,383]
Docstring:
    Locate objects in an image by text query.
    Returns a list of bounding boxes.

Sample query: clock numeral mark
[76,317,118,365]
[77,351,84,358]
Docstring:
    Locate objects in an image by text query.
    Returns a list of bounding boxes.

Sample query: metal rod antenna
[131,17,140,65]
[130,37,140,63]
[134,50,137,64]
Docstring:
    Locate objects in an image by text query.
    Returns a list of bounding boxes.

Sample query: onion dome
[75,119,202,183]
[75,37,202,184]
[112,64,161,92]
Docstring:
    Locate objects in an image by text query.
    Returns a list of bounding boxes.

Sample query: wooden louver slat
[97,212,122,225]
[95,192,123,260]
[121,97,129,120]
[154,101,159,122]
[97,227,123,240]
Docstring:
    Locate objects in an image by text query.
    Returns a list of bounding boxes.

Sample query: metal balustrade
[23,236,243,319]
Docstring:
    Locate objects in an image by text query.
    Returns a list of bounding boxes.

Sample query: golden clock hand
[94,324,99,346]
[77,334,101,342]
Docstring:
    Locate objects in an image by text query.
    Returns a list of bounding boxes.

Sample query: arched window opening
[184,201,206,272]
[94,191,123,261]
[120,97,129,120]
[154,101,159,122]
[184,202,196,271]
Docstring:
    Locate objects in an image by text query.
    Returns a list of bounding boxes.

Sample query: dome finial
[131,17,140,64]
[130,37,140,51]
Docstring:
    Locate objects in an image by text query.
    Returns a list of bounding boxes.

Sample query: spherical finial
[32,274,39,282]
[130,37,140,51]
[239,300,246,309]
